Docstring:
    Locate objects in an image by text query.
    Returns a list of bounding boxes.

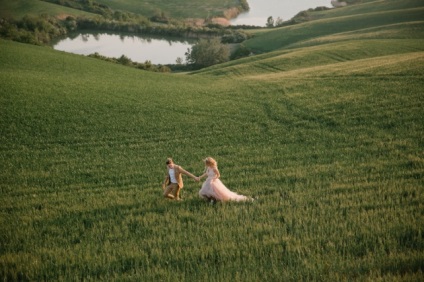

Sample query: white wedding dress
[199,168,251,202]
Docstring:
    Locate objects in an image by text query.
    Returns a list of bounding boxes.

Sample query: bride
[197,157,253,202]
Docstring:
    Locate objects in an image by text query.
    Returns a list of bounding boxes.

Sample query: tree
[275,17,284,27]
[117,55,132,66]
[266,16,274,28]
[240,0,249,11]
[175,57,184,65]
[185,38,229,68]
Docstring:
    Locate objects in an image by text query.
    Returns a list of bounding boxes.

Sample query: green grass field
[243,0,424,52]
[0,0,96,19]
[1,0,424,280]
[94,0,243,19]
[0,0,243,20]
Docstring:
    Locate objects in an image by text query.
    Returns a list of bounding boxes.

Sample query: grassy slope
[1,0,424,281]
[0,0,96,19]
[244,0,424,53]
[96,0,241,19]
[0,0,242,21]
[309,0,424,21]
[191,39,424,77]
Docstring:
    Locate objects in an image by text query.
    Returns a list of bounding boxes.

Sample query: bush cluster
[221,30,249,44]
[0,15,67,45]
[0,13,249,46]
[239,0,250,11]
[230,44,251,60]
[87,53,171,72]
[185,38,230,68]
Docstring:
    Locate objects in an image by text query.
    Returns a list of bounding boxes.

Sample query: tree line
[0,14,250,45]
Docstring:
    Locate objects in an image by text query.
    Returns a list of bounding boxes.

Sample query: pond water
[52,1,333,64]
[230,0,333,26]
[52,33,195,65]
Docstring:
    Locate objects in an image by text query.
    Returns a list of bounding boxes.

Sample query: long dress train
[199,168,251,202]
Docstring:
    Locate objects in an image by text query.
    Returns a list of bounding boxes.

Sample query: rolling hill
[0,0,423,280]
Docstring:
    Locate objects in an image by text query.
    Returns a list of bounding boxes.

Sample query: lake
[52,1,333,64]
[52,33,195,65]
[231,0,333,26]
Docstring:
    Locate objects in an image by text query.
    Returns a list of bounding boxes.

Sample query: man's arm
[179,166,197,180]
[162,173,170,190]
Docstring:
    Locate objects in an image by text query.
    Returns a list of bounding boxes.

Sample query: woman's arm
[198,172,207,179]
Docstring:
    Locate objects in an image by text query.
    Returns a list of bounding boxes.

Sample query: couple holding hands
[162,157,253,203]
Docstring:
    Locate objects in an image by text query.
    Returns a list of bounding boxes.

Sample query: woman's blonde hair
[204,157,217,168]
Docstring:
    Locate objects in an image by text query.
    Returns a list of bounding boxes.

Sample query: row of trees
[266,16,284,28]
[0,14,249,45]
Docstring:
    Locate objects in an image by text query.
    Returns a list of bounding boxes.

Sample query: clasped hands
[194,176,218,182]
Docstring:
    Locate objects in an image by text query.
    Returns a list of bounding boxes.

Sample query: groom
[162,158,198,200]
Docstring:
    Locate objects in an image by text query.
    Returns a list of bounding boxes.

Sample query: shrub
[185,38,230,68]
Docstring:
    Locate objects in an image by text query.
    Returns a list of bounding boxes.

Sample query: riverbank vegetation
[0,13,249,46]
[1,0,423,280]
[87,53,171,73]
[0,0,250,46]
[0,0,251,71]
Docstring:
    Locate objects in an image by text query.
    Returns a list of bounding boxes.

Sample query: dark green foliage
[88,52,171,72]
[185,38,230,67]
[221,30,249,43]
[0,15,67,45]
[239,0,250,11]
[230,44,251,60]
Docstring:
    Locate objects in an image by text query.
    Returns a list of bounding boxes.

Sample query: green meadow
[93,0,244,19]
[1,0,424,280]
[0,0,96,19]
[0,0,243,20]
